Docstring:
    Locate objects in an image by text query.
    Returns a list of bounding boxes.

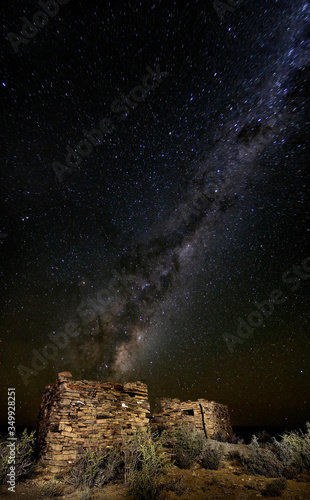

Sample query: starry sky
[0,0,309,428]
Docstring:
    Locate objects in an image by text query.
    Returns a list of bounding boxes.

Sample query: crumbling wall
[36,373,233,474]
[36,372,150,474]
[151,397,233,441]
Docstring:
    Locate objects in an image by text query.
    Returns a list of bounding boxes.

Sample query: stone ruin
[36,372,233,473]
[151,397,233,441]
[36,372,150,474]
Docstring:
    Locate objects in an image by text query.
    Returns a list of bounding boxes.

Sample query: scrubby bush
[39,478,62,498]
[212,431,228,442]
[274,422,310,476]
[66,427,172,498]
[69,445,123,489]
[171,425,204,469]
[124,427,171,500]
[240,422,310,478]
[231,433,244,445]
[240,435,283,477]
[261,477,287,497]
[200,442,224,470]
[227,449,243,463]
[257,430,273,445]
[0,429,36,484]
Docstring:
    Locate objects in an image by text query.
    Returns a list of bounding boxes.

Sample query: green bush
[171,425,204,469]
[0,429,36,484]
[200,442,224,470]
[240,435,284,477]
[67,427,172,498]
[124,427,171,500]
[276,422,310,475]
[261,477,287,497]
[69,445,123,489]
[240,422,310,478]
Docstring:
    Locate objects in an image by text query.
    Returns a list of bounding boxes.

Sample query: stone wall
[36,373,233,473]
[151,397,233,441]
[36,372,150,474]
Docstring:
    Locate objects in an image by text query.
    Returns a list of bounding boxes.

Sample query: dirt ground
[1,459,310,500]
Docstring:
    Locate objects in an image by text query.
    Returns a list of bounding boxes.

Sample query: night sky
[1,0,309,429]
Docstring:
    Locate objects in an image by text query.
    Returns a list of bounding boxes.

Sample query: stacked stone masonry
[36,373,233,473]
[151,397,233,441]
[36,373,151,474]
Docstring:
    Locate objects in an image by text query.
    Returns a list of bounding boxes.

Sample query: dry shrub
[261,477,287,497]
[124,427,171,500]
[0,429,36,484]
[68,445,123,489]
[200,442,224,470]
[240,422,310,478]
[171,425,204,469]
[39,478,62,498]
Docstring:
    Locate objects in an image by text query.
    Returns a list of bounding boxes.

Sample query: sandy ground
[1,459,310,500]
